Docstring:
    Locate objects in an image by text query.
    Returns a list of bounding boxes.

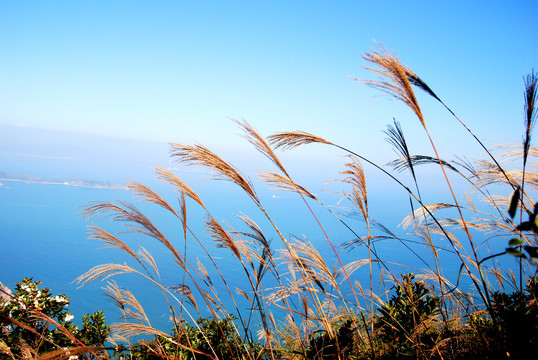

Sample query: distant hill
[0,172,126,190]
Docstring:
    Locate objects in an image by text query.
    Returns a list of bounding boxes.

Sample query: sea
[0,175,521,336]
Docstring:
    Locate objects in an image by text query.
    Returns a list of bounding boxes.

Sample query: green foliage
[78,311,110,349]
[510,200,538,263]
[375,273,440,358]
[0,278,110,359]
[306,320,356,360]
[466,277,538,359]
[127,316,269,360]
[185,317,245,360]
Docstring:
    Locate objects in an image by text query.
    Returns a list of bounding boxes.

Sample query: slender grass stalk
[519,70,537,291]
[359,45,497,311]
[384,119,450,321]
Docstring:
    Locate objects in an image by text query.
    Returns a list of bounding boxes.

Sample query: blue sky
[0,1,536,179]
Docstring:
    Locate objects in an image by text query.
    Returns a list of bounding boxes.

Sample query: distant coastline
[0,172,126,190]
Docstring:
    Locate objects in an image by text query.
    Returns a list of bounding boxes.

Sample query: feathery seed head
[169,143,259,204]
[361,45,426,127]
[267,131,332,151]
[155,166,205,209]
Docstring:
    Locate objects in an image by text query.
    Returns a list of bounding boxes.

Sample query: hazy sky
[1,1,536,177]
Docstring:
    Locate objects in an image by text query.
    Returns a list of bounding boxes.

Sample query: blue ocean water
[0,182,129,322]
[0,180,220,331]
[0,179,382,330]
[1,178,519,336]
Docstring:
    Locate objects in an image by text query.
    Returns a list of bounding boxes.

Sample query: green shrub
[375,273,440,358]
[0,278,110,359]
[306,320,356,360]
[126,316,269,360]
[465,277,538,359]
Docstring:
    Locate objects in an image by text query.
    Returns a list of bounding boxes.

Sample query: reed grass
[82,47,536,359]
[2,45,536,360]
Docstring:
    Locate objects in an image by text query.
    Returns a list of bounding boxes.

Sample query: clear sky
[0,1,536,176]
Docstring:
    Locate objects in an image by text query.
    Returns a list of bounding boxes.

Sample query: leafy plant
[306,320,356,360]
[0,278,110,359]
[124,316,268,360]
[466,277,538,359]
[375,273,440,358]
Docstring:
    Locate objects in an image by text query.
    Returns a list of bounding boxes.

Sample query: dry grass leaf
[85,200,184,266]
[168,284,199,312]
[127,180,178,217]
[267,131,332,150]
[138,247,160,276]
[89,225,140,263]
[103,281,150,325]
[36,346,106,360]
[199,289,220,313]
[338,259,374,279]
[490,143,538,163]
[155,166,206,209]
[197,258,212,286]
[341,156,368,220]
[278,238,337,291]
[388,155,459,174]
[236,287,253,303]
[235,215,270,251]
[82,201,130,221]
[361,44,425,127]
[472,160,520,188]
[235,119,288,175]
[179,191,188,240]
[0,340,15,359]
[400,203,455,229]
[204,216,241,259]
[112,322,171,340]
[523,71,538,167]
[169,143,259,204]
[258,170,316,199]
[75,264,139,286]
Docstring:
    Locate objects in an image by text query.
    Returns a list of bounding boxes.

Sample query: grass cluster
[1,45,537,359]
